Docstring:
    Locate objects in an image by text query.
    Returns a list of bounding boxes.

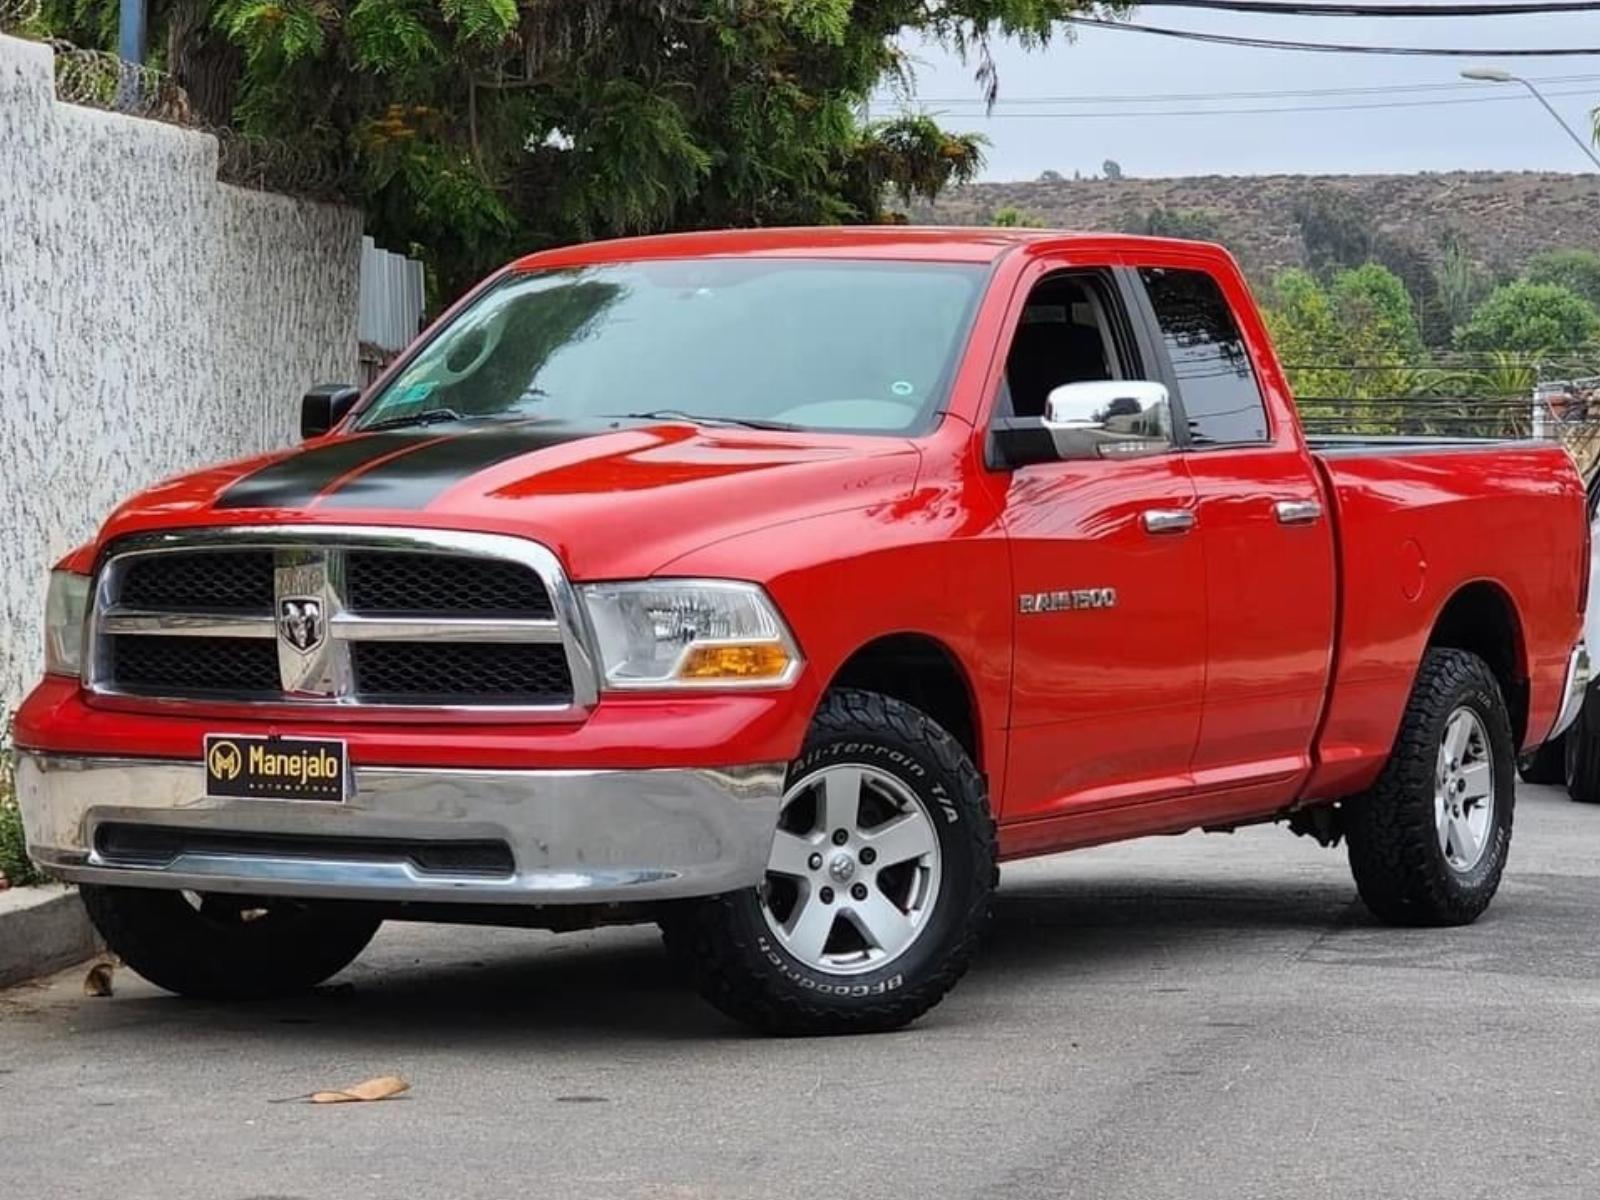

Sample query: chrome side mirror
[1042,380,1173,461]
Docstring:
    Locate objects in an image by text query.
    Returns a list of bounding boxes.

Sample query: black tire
[1564,685,1600,804]
[661,688,996,1036]
[1345,648,1515,927]
[79,885,381,1000]
[1518,736,1566,785]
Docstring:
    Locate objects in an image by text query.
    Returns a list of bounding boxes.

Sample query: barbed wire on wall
[0,0,40,31]
[50,40,193,122]
[7,29,356,201]
[213,127,359,200]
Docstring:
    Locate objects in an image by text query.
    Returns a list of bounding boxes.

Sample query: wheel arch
[1428,579,1529,748]
[824,632,984,771]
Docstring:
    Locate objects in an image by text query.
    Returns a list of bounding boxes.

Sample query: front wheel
[79,885,381,1000]
[662,689,996,1035]
[1344,648,1514,926]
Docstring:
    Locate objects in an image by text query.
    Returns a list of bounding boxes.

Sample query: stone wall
[0,34,361,711]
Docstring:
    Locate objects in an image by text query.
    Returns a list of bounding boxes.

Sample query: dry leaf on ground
[307,1075,411,1104]
[82,961,115,998]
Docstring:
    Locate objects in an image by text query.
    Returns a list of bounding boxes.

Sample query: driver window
[1001,274,1129,419]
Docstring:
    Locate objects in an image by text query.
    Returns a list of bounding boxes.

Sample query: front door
[996,267,1208,824]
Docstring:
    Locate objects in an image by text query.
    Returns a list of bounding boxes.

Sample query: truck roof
[509,226,1217,270]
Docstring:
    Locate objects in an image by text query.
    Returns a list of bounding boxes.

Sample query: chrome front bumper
[16,752,785,905]
[1549,642,1591,741]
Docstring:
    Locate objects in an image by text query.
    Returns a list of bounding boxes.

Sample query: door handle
[1142,509,1196,535]
[1274,499,1323,526]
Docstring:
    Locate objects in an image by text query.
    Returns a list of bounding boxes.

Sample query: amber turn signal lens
[678,643,792,680]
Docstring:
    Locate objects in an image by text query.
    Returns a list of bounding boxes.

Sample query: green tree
[1119,204,1221,242]
[1525,249,1600,312]
[1432,230,1491,343]
[1291,188,1374,276]
[1331,262,1426,364]
[1289,187,1451,343]
[40,0,1100,296]
[1262,263,1434,428]
[991,205,1043,228]
[1261,268,1343,398]
[1455,280,1600,354]
[1101,158,1122,180]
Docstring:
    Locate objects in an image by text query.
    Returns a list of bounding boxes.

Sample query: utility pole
[116,0,146,111]
[118,0,145,63]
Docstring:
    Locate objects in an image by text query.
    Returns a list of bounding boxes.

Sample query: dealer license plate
[204,734,349,802]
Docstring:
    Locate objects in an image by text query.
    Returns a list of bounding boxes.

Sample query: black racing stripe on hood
[214,432,441,510]
[314,422,613,510]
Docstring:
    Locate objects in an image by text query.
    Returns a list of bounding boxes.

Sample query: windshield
[356,258,988,435]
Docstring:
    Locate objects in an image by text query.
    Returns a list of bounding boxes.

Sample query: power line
[907,84,1598,119]
[1062,17,1600,54]
[1136,0,1600,15]
[890,72,1600,107]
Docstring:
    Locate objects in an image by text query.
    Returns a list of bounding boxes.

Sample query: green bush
[1454,280,1600,354]
[0,721,44,888]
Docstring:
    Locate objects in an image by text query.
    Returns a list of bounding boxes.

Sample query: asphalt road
[5,783,1600,1199]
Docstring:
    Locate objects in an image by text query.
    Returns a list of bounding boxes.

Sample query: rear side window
[1139,267,1268,446]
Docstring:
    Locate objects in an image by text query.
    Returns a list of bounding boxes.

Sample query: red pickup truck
[15,228,1590,1034]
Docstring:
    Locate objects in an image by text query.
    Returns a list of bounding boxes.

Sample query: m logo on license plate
[204,734,349,802]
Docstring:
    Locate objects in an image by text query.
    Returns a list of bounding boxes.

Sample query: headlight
[578,580,801,689]
[44,570,91,677]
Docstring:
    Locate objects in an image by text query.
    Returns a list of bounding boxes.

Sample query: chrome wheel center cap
[828,853,857,883]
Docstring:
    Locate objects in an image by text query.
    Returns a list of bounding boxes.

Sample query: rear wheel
[663,689,995,1035]
[1345,648,1514,926]
[79,885,380,999]
[1518,736,1566,786]
[1564,685,1600,804]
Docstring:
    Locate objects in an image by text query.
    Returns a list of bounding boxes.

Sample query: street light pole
[1460,67,1600,171]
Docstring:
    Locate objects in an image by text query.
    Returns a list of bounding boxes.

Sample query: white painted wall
[0,34,361,712]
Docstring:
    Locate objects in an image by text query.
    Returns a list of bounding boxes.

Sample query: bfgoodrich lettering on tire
[661,688,996,1035]
[1345,647,1515,927]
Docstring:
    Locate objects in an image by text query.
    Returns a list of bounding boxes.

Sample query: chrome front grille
[86,527,598,714]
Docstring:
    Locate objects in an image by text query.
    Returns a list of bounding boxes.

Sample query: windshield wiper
[612,409,803,432]
[361,407,469,433]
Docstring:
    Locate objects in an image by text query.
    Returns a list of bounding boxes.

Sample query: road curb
[0,884,101,988]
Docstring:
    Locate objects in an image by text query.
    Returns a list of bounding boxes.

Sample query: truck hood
[98,420,922,578]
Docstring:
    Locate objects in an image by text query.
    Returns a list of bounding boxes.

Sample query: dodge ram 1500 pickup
[15,228,1591,1034]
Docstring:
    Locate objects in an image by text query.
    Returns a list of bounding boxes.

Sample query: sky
[878,10,1600,180]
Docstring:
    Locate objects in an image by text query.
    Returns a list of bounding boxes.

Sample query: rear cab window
[1138,267,1269,447]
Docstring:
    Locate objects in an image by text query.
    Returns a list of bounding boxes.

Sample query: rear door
[1131,259,1336,793]
[995,262,1208,823]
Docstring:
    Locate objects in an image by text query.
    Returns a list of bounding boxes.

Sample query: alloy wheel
[760,763,943,975]
[1435,706,1495,872]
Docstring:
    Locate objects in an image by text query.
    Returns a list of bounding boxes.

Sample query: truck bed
[1302,436,1586,800]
